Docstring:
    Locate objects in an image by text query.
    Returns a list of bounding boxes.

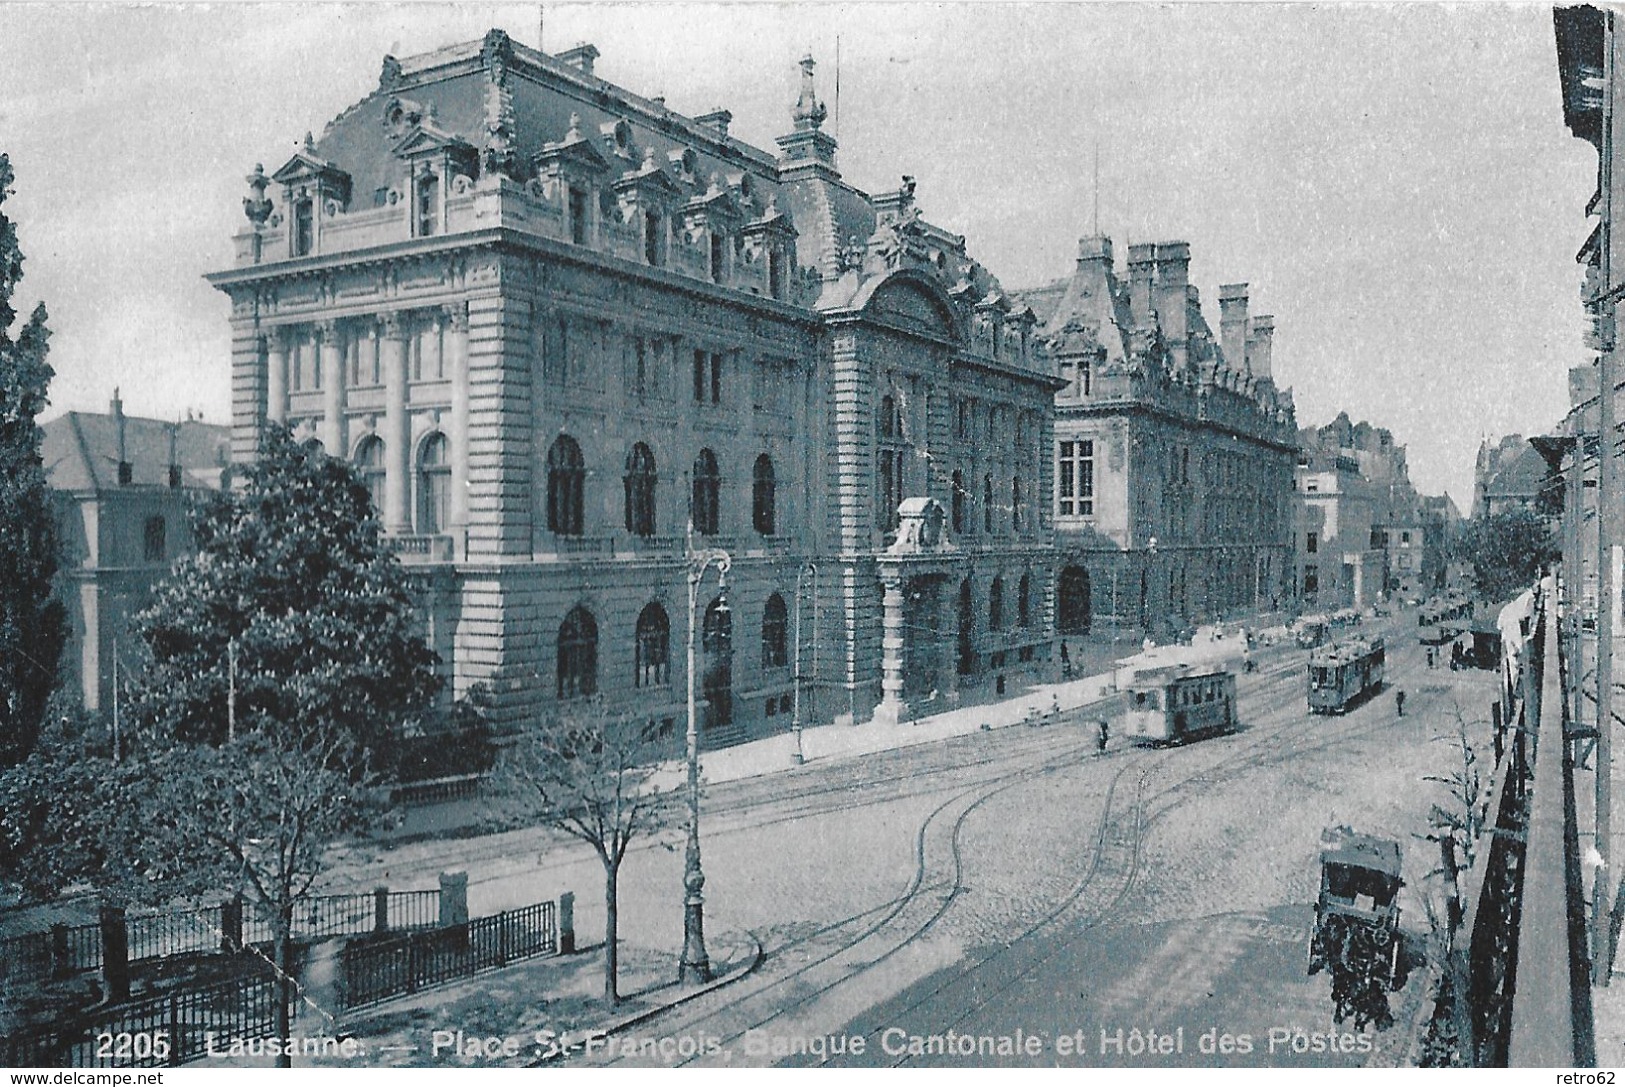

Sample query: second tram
[1123,664,1239,745]
[1308,635,1386,714]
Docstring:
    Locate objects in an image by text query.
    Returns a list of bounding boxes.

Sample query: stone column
[319,320,346,455]
[230,318,267,466]
[381,312,412,534]
[266,328,289,425]
[446,303,471,539]
[876,572,907,726]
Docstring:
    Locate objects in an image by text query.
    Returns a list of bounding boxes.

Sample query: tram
[1122,664,1238,745]
[1308,635,1386,714]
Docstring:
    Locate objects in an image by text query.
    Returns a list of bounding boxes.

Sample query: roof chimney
[1077,235,1113,268]
[1153,242,1190,369]
[695,108,733,139]
[1127,243,1156,327]
[1248,315,1275,382]
[111,388,131,486]
[1218,283,1249,374]
[167,422,181,488]
[558,42,599,76]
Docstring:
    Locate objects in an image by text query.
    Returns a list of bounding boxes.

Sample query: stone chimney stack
[167,422,181,488]
[1218,283,1250,374]
[557,43,599,76]
[111,388,131,486]
[1077,234,1114,270]
[1127,243,1156,327]
[1248,315,1275,382]
[695,108,733,139]
[1153,242,1190,370]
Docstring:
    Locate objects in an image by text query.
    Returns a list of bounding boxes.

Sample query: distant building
[1013,238,1298,640]
[207,31,1061,739]
[41,393,231,713]
[1293,443,1384,609]
[1473,434,1551,519]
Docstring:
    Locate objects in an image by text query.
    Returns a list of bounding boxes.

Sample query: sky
[0,2,1598,507]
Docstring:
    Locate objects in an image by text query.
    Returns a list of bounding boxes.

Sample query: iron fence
[0,922,103,979]
[0,971,285,1068]
[339,899,557,1009]
[127,903,227,963]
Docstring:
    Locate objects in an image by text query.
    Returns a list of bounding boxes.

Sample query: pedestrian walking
[1097,717,1110,756]
[1396,689,1406,717]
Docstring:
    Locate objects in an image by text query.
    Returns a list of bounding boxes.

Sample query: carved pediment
[272,146,351,205]
[887,497,956,556]
[392,123,476,161]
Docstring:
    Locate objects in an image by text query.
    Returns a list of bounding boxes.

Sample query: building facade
[1012,237,1297,642]
[207,31,1060,741]
[42,394,231,713]
[1292,446,1383,609]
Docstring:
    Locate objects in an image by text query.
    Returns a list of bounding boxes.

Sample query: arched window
[1018,573,1032,628]
[702,596,733,729]
[634,602,669,688]
[416,172,439,237]
[557,606,598,699]
[957,578,975,675]
[1012,474,1024,533]
[753,454,776,536]
[143,516,166,563]
[762,593,788,668]
[292,198,314,256]
[951,470,966,535]
[983,474,995,534]
[547,434,585,536]
[1059,566,1091,634]
[418,432,450,534]
[692,449,720,536]
[990,576,1005,631]
[624,443,657,537]
[355,435,385,514]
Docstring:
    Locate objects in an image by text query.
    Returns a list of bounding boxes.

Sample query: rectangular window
[634,338,649,399]
[1306,531,1318,554]
[1401,531,1412,544]
[693,349,707,402]
[710,233,725,283]
[416,173,439,237]
[710,353,723,404]
[569,187,588,245]
[769,249,784,299]
[293,199,314,256]
[1057,440,1094,517]
[644,210,664,266]
[1304,565,1319,595]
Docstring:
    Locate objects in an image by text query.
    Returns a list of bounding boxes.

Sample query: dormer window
[415,172,439,236]
[710,233,725,283]
[293,198,314,256]
[645,209,665,267]
[769,248,784,299]
[569,187,588,244]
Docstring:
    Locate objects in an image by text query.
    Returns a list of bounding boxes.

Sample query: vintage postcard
[0,1,1606,1076]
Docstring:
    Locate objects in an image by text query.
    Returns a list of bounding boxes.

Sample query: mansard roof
[42,412,231,493]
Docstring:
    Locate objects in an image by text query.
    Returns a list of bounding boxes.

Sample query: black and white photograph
[0,0,1612,1073]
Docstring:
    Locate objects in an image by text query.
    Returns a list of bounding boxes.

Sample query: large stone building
[1473,433,1553,518]
[1012,237,1297,642]
[41,394,231,713]
[206,31,1061,741]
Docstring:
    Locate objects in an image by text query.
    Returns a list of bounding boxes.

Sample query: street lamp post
[791,562,818,766]
[681,544,731,985]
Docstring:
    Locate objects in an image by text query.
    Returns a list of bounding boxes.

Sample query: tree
[126,424,441,758]
[123,710,381,1068]
[1452,508,1558,603]
[0,152,65,767]
[501,698,675,1003]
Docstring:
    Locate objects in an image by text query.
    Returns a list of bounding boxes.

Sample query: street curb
[533,928,765,1064]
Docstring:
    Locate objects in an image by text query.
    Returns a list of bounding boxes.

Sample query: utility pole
[1596,6,1620,986]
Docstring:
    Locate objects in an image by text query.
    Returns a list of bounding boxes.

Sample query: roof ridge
[67,410,100,492]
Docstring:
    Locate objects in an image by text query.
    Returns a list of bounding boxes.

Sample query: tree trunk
[275,904,294,1068]
[604,860,619,1004]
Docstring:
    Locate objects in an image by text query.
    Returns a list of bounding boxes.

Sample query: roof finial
[793,53,828,131]
[303,131,316,153]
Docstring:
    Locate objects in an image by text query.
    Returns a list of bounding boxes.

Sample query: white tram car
[1122,664,1239,745]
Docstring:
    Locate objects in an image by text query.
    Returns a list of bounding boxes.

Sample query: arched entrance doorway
[1058,565,1092,634]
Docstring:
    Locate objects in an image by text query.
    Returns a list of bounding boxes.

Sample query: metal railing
[1,971,285,1068]
[338,899,557,1009]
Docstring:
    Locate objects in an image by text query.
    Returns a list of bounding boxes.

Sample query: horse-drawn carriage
[1308,827,1404,989]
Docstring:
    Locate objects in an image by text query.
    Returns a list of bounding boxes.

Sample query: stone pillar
[99,904,129,1003]
[373,886,389,933]
[221,894,244,952]
[438,870,469,927]
[875,573,906,726]
[382,312,412,534]
[230,318,267,466]
[446,303,471,541]
[319,320,346,455]
[558,890,575,954]
[266,328,289,425]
